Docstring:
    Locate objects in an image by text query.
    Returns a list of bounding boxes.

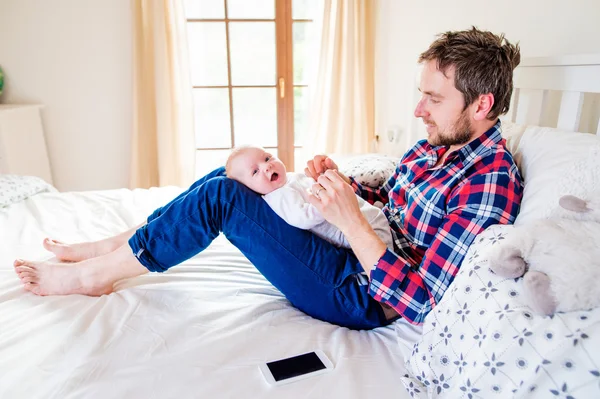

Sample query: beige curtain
[305,0,376,155]
[130,0,195,189]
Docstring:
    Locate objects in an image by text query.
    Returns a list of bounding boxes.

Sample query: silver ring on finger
[315,187,323,199]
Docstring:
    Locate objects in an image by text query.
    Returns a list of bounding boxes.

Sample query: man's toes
[18,270,36,280]
[22,260,39,268]
[22,276,39,284]
[15,264,37,273]
[16,268,28,277]
[15,265,31,274]
[43,238,64,250]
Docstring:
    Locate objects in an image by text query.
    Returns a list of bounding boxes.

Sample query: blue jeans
[128,167,389,330]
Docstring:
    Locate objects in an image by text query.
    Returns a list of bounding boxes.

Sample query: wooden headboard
[507,54,600,135]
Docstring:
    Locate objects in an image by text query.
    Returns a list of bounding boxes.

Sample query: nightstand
[0,105,53,184]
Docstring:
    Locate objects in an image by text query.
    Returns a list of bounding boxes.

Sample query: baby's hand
[305,155,339,180]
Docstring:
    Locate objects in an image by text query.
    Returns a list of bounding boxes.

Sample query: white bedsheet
[0,187,418,399]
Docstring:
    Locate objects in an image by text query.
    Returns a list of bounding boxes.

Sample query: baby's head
[226,145,288,195]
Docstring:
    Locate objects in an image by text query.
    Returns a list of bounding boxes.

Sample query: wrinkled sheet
[0,187,418,399]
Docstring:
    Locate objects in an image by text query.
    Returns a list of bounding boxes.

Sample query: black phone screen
[266,352,326,381]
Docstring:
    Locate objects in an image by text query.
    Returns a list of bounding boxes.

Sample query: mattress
[0,187,419,399]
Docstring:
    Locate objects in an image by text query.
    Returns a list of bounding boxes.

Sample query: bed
[1,54,600,399]
[0,181,422,398]
[402,54,600,398]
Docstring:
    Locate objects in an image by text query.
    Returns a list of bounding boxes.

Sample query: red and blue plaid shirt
[351,121,523,325]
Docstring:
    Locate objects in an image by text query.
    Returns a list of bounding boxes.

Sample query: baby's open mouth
[270,173,279,182]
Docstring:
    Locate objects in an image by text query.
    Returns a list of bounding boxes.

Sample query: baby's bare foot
[14,259,113,296]
[43,238,115,262]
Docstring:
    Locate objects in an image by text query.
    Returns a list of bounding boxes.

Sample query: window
[183,0,319,178]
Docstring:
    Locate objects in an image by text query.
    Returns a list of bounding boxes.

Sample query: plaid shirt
[351,121,522,325]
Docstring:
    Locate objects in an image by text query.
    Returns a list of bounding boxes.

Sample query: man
[304,27,523,323]
[15,27,522,329]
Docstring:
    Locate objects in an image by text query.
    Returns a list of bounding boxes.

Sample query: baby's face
[229,147,287,194]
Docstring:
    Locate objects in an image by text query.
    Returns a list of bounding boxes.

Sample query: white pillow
[505,126,600,225]
[500,119,527,141]
[0,174,57,208]
[401,224,600,398]
[337,154,399,188]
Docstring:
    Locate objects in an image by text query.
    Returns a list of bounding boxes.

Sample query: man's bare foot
[43,238,116,262]
[14,244,149,297]
[14,259,114,296]
[42,223,143,262]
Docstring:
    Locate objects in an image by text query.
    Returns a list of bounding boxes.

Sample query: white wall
[0,0,132,191]
[375,0,600,156]
[2,0,598,189]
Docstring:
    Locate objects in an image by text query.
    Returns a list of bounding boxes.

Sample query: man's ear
[473,93,495,121]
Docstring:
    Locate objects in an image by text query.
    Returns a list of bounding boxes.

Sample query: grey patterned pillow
[0,175,57,208]
[338,154,399,188]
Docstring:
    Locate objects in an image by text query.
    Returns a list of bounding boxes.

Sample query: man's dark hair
[419,26,521,120]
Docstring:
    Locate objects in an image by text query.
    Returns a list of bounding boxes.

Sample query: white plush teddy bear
[487,194,600,315]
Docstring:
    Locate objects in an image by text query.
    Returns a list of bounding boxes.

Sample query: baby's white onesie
[262,173,394,249]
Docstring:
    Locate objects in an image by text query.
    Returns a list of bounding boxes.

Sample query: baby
[225,145,394,250]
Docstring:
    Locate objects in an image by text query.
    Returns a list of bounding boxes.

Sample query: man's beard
[428,109,473,147]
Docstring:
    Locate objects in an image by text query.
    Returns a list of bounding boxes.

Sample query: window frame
[186,0,314,172]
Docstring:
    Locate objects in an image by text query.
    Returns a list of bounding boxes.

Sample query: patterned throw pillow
[401,224,600,398]
[338,154,399,188]
[0,175,57,208]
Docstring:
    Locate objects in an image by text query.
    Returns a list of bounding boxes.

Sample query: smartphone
[259,350,334,386]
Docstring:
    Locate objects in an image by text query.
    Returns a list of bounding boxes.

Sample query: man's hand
[307,169,387,275]
[307,170,362,233]
[305,155,350,184]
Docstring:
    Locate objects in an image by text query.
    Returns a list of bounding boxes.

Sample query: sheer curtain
[305,0,376,156]
[130,0,195,189]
